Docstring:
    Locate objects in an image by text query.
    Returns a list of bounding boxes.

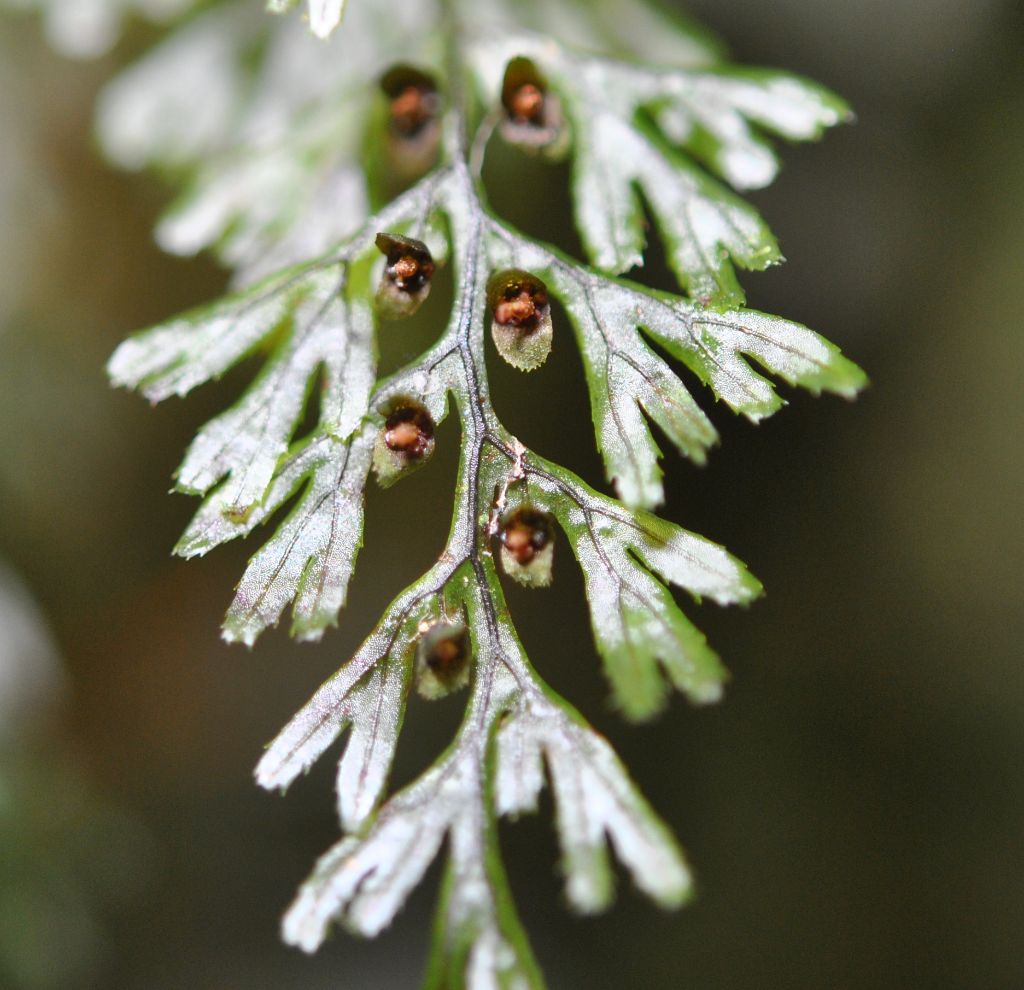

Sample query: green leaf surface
[570,109,779,306]
[525,458,760,717]
[549,271,719,509]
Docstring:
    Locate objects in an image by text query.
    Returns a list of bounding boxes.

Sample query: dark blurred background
[1,1,1022,987]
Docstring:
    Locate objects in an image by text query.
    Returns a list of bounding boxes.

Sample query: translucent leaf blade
[283,760,456,948]
[222,433,372,645]
[256,573,440,823]
[548,272,717,509]
[107,266,309,402]
[626,509,763,606]
[335,653,412,830]
[174,432,328,559]
[528,461,759,716]
[643,301,868,420]
[569,114,646,275]
[575,539,727,716]
[497,699,692,912]
[562,65,780,304]
[653,69,852,190]
[173,273,373,514]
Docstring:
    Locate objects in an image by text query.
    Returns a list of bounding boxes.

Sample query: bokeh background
[1,0,1022,987]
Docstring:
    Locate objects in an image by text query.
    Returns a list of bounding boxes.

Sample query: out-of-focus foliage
[0,565,149,990]
[0,0,195,57]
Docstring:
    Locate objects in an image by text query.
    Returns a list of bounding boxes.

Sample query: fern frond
[95,0,866,984]
[470,33,850,306]
[1,0,198,57]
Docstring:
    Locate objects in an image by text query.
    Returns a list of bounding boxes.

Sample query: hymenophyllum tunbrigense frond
[104,0,865,984]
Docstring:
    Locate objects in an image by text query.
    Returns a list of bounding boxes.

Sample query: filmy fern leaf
[97,0,866,984]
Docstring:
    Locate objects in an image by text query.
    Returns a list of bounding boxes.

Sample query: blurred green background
[1,1,1022,987]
